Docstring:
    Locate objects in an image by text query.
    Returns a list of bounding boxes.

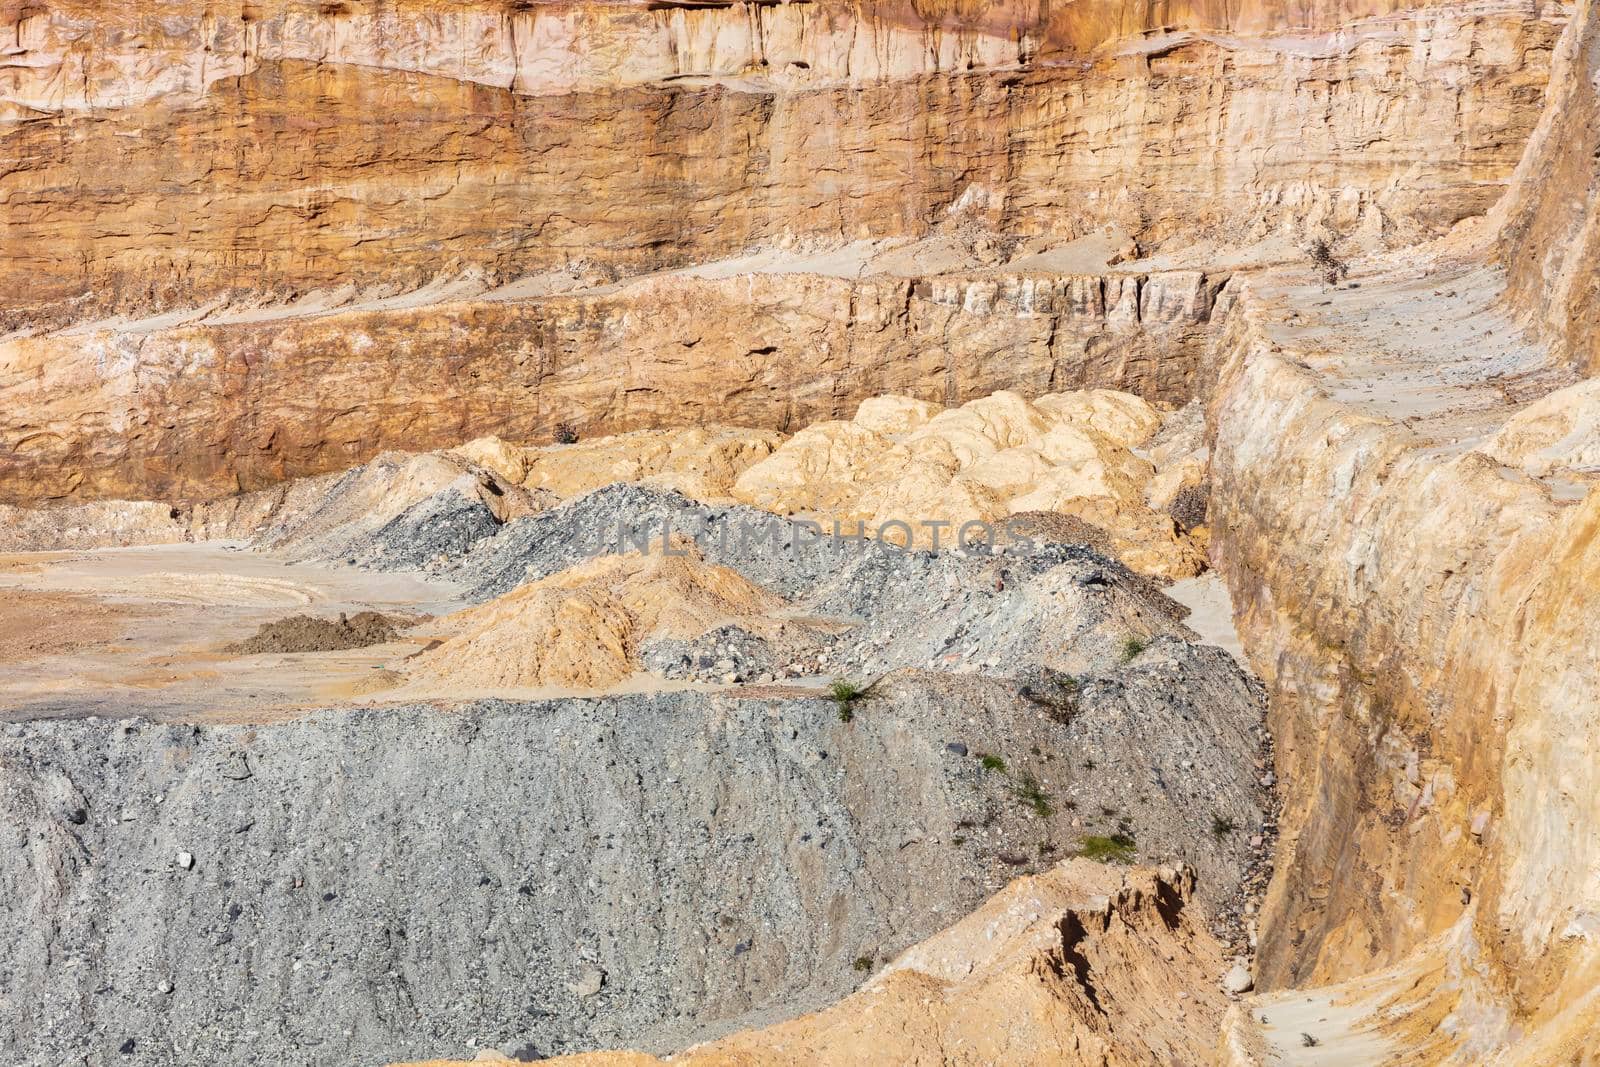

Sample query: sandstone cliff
[1201,3,1600,1045]
[0,263,1223,503]
[0,0,1570,504]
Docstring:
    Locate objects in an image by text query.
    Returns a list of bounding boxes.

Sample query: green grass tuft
[979,753,1007,773]
[1013,772,1054,817]
[1120,636,1148,663]
[1076,833,1136,864]
[828,679,866,723]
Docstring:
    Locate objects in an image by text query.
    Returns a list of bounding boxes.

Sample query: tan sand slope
[731,389,1206,578]
[455,426,785,505]
[404,545,794,691]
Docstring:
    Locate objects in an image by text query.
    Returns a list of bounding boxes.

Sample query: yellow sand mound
[454,426,786,503]
[732,390,1205,578]
[406,544,787,691]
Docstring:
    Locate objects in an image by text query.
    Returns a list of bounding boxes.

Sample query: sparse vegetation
[828,679,866,723]
[979,753,1007,773]
[1211,813,1237,839]
[1120,636,1147,663]
[1012,772,1054,817]
[552,421,580,445]
[1301,1032,1321,1048]
[1076,833,1137,864]
[853,956,873,973]
[952,835,966,846]
[1308,238,1348,286]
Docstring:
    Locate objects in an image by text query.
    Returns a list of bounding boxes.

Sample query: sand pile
[398,862,1228,1067]
[226,611,406,654]
[1480,377,1600,478]
[407,542,790,690]
[732,390,1207,578]
[454,426,786,504]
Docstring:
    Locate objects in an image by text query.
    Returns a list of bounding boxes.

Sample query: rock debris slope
[0,658,1265,1064]
[403,863,1232,1067]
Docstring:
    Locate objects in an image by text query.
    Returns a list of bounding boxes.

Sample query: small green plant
[979,753,1008,773]
[1120,636,1147,663]
[1076,833,1136,864]
[853,956,874,973]
[1013,772,1054,817]
[952,835,966,845]
[552,421,580,445]
[828,679,866,723]
[1211,813,1237,839]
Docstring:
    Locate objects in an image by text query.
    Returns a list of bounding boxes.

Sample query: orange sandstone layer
[0,5,1564,325]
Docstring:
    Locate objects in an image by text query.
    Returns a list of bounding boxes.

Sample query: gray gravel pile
[432,484,912,602]
[636,547,1193,688]
[0,475,1276,1066]
[797,542,1187,679]
[640,623,806,684]
[335,487,502,572]
[0,655,1264,1067]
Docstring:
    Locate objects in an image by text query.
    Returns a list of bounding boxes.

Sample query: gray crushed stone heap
[1,480,1275,1066]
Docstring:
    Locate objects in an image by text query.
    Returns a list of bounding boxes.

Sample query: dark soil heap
[225,611,405,655]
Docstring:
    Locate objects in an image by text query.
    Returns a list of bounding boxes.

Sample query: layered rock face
[1202,4,1600,1053]
[0,0,1569,503]
[0,0,1561,319]
[0,265,1223,503]
[1495,0,1600,374]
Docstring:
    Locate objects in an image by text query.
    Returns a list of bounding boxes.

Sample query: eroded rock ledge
[1206,259,1600,1057]
[0,265,1224,504]
[0,3,1563,324]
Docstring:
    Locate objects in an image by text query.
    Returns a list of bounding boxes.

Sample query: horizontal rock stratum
[0,0,1569,502]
